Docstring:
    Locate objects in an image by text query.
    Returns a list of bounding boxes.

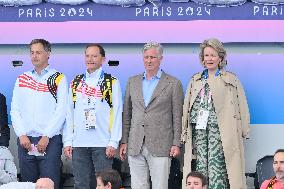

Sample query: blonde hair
[199,38,227,69]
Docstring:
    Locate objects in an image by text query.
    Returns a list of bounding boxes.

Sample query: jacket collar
[193,69,238,87]
[143,71,169,107]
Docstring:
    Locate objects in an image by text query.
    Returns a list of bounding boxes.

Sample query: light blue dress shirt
[142,69,162,107]
[31,65,49,80]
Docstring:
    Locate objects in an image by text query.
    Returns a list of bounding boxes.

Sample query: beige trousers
[128,145,171,189]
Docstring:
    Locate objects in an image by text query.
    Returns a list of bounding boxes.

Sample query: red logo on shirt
[72,81,102,97]
[18,74,49,92]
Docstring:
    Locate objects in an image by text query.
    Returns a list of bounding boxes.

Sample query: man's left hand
[106,146,116,159]
[37,136,49,153]
[169,145,180,158]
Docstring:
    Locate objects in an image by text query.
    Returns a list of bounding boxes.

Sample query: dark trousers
[72,147,113,189]
[18,135,62,189]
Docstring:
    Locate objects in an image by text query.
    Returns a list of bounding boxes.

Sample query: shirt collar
[194,69,224,82]
[86,67,102,78]
[201,68,220,79]
[32,65,50,75]
[143,69,162,80]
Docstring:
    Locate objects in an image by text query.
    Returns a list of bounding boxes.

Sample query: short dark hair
[30,39,51,52]
[274,149,284,156]
[186,171,208,186]
[96,169,122,189]
[85,43,105,57]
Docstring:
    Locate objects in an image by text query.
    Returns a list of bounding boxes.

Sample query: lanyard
[200,87,212,105]
[199,68,220,106]
[81,70,104,98]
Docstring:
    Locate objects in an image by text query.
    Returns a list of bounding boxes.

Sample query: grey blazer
[121,71,184,156]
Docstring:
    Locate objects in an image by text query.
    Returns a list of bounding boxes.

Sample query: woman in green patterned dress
[181,38,250,189]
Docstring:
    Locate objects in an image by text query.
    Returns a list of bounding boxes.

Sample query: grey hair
[142,42,163,58]
[199,38,227,69]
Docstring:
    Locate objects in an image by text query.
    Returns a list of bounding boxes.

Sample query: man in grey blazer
[120,42,184,189]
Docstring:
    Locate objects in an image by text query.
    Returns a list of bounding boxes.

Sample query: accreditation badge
[196,109,209,130]
[84,107,96,130]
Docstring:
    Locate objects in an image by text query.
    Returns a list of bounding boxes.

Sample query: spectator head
[273,149,284,181]
[96,169,122,189]
[35,178,54,189]
[186,171,207,189]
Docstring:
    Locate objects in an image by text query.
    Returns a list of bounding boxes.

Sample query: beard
[275,171,284,180]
